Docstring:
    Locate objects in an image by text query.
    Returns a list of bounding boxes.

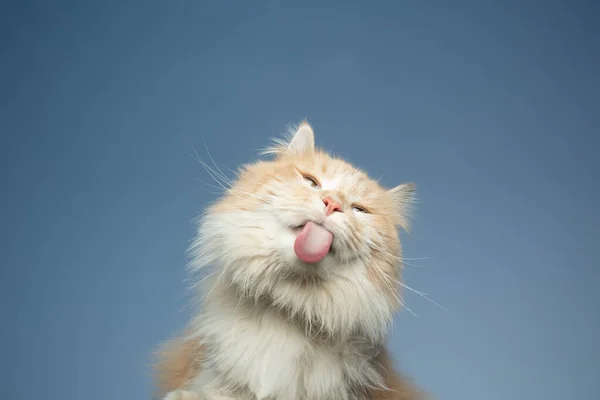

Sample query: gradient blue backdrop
[1,1,598,399]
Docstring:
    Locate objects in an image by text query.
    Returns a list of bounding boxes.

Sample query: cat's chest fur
[193,302,383,400]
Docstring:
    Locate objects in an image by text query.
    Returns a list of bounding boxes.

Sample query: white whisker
[202,135,231,185]
[399,298,419,319]
[399,282,452,315]
[190,149,231,191]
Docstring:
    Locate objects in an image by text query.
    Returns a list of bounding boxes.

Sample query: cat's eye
[302,175,320,189]
[352,205,369,214]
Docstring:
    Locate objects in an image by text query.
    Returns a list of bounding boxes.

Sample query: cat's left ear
[388,183,416,230]
[287,121,315,156]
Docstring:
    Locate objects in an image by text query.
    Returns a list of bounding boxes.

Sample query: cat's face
[192,123,414,341]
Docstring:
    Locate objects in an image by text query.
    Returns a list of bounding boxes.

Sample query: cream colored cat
[154,122,425,400]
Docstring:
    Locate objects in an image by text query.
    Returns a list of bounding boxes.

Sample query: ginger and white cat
[154,122,425,400]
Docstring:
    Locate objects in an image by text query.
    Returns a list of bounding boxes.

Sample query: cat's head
[191,122,415,341]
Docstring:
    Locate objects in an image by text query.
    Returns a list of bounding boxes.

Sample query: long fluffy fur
[154,122,425,400]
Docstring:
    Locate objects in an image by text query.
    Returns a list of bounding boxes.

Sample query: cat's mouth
[291,221,336,263]
[291,223,305,232]
[290,224,336,253]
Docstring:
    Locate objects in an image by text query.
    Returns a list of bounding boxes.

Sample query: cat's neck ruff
[211,279,389,340]
[193,257,397,345]
[189,276,390,400]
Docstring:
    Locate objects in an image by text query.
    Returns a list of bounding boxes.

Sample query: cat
[154,122,425,400]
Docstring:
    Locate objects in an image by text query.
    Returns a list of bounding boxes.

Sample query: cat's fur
[154,122,425,400]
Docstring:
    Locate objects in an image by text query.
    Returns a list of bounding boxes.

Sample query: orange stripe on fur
[153,333,203,398]
[368,349,428,400]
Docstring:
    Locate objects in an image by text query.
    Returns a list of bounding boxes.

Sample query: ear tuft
[286,121,315,155]
[261,121,316,157]
[388,183,416,230]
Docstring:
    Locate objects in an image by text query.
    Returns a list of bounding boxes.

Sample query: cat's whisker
[367,242,407,264]
[368,242,425,268]
[400,260,422,268]
[191,147,268,205]
[190,149,232,191]
[372,268,403,306]
[365,242,449,314]
[398,298,419,319]
[370,270,419,319]
[225,187,266,202]
[191,164,265,202]
[224,165,279,193]
[399,282,451,315]
[195,142,234,188]
[199,161,231,190]
[195,177,228,192]
[399,256,430,268]
[202,136,232,186]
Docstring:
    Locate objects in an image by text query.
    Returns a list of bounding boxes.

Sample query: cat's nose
[322,196,343,216]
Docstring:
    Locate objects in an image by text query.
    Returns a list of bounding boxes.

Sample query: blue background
[1,1,598,399]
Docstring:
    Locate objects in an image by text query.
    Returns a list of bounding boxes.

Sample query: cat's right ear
[388,183,416,231]
[286,121,315,156]
[261,121,316,158]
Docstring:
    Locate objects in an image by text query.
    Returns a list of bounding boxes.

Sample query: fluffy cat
[154,122,425,400]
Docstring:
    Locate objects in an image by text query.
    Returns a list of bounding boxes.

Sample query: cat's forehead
[297,152,386,198]
[305,153,362,179]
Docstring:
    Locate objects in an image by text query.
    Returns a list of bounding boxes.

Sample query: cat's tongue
[294,221,333,263]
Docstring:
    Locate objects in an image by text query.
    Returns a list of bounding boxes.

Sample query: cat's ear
[286,121,315,156]
[388,183,416,230]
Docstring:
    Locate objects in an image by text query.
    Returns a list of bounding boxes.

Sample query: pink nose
[323,196,343,216]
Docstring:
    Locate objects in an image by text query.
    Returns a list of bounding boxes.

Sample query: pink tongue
[294,221,333,263]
